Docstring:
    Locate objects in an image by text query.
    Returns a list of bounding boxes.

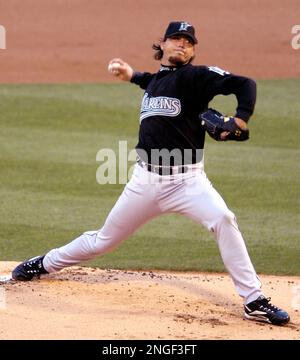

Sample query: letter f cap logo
[179,22,192,31]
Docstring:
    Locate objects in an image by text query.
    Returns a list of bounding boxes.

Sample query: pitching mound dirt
[0,262,299,339]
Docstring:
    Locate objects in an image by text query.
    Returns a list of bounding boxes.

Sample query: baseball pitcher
[12,21,289,325]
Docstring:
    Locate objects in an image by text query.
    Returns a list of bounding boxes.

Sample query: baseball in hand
[108,62,121,74]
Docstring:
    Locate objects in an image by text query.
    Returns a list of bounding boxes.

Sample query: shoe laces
[24,260,38,267]
[258,297,280,313]
[23,258,42,273]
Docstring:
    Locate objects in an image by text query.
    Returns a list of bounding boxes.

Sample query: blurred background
[0,0,299,82]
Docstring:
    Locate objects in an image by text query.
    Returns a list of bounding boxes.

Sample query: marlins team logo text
[140,93,181,121]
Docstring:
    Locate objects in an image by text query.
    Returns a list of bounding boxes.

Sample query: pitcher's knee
[221,210,236,224]
[210,209,236,232]
[83,229,123,255]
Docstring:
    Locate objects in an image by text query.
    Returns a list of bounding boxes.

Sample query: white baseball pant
[43,162,262,304]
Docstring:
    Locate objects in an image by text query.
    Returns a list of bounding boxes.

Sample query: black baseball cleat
[12,255,48,281]
[244,295,290,325]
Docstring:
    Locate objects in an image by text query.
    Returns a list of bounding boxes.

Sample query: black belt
[137,158,189,176]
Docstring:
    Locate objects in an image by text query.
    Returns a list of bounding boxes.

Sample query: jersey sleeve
[130,71,155,90]
[197,66,257,122]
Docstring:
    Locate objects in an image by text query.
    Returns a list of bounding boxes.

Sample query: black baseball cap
[163,21,198,44]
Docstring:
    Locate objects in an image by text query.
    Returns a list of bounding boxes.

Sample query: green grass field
[0,80,299,275]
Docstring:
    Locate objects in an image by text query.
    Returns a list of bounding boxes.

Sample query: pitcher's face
[161,35,195,66]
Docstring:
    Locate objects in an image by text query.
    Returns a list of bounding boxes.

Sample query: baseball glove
[200,108,249,141]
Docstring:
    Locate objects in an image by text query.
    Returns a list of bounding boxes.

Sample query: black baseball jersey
[131,63,256,165]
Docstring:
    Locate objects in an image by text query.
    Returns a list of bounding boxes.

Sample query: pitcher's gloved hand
[200,108,249,141]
